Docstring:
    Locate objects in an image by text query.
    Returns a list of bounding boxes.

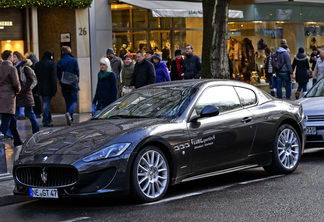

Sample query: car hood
[298,97,324,116]
[21,118,170,157]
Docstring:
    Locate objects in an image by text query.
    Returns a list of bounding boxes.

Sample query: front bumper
[13,156,131,198]
[304,123,324,148]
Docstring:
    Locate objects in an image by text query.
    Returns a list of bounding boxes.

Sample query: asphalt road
[1,148,324,222]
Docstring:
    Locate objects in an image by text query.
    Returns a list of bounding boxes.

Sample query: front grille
[15,166,78,188]
[307,115,324,122]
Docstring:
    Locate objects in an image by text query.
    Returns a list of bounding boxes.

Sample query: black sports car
[13,79,306,202]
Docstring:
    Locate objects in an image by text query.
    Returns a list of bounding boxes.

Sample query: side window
[235,87,257,107]
[195,86,242,115]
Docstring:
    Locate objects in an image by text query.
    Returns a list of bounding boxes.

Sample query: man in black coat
[131,50,156,89]
[182,44,201,79]
[34,51,57,127]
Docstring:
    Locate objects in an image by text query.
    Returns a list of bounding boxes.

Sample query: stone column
[89,0,113,97]
[31,6,39,59]
[75,9,92,112]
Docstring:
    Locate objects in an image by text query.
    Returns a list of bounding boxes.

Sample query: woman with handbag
[120,53,135,97]
[12,51,40,133]
[92,58,118,111]
[292,47,310,99]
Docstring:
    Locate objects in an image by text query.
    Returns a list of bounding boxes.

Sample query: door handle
[242,117,252,123]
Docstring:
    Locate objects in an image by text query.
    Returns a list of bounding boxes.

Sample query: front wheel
[263,124,301,174]
[131,146,170,203]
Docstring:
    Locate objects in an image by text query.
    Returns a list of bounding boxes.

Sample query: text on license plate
[29,188,58,198]
[306,127,316,135]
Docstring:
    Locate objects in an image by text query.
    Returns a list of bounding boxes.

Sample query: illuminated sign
[0,21,13,30]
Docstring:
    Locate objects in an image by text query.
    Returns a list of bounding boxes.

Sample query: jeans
[0,114,22,146]
[63,92,78,122]
[15,107,40,134]
[19,107,25,117]
[42,96,52,125]
[33,94,42,116]
[297,83,307,93]
[269,76,277,97]
[276,73,292,99]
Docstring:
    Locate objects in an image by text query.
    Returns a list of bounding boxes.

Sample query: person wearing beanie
[107,47,123,96]
[120,53,136,96]
[292,47,310,99]
[170,50,184,81]
[93,57,118,111]
[152,53,170,83]
[182,44,201,79]
[34,50,57,127]
[146,50,154,63]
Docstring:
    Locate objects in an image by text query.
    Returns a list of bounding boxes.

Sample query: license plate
[29,188,58,199]
[306,127,316,135]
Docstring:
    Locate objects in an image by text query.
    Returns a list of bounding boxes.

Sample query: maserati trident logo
[41,168,47,184]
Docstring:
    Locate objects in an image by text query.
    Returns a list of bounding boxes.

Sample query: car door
[187,86,256,173]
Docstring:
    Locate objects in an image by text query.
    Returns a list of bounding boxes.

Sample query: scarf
[14,61,22,67]
[98,70,110,79]
[176,57,183,77]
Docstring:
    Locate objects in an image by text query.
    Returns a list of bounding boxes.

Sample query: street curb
[0,173,12,182]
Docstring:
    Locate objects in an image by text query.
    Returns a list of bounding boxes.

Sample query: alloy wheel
[136,150,168,199]
[276,128,300,169]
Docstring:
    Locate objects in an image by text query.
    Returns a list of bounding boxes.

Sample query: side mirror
[189,105,219,122]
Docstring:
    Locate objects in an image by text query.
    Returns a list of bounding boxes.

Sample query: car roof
[140,79,255,91]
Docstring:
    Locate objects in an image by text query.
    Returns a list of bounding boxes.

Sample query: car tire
[131,146,170,203]
[263,124,301,175]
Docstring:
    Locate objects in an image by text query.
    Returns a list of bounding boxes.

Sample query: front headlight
[82,143,131,162]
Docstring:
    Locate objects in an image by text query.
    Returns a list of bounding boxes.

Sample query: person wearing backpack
[264,48,276,97]
[12,51,40,134]
[272,39,294,99]
[292,47,310,99]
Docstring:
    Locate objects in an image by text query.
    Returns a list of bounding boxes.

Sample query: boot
[295,91,300,100]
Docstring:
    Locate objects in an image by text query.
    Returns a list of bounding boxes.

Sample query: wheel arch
[277,118,303,146]
[125,136,176,192]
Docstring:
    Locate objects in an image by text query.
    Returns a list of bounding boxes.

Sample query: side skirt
[181,164,259,183]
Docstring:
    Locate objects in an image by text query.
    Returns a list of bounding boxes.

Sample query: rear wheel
[131,146,170,203]
[263,124,301,174]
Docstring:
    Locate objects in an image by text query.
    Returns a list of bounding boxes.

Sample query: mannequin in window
[119,44,128,59]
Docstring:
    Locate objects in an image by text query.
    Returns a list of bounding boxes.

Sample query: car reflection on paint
[13,79,306,203]
[297,77,324,148]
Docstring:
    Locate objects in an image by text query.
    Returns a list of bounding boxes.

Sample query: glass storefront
[112,1,324,83]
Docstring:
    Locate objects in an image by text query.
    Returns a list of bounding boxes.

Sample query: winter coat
[170,58,183,81]
[273,47,293,74]
[182,53,201,79]
[110,56,123,80]
[154,61,170,83]
[264,52,274,80]
[292,53,310,84]
[313,57,324,81]
[15,60,35,107]
[57,52,80,93]
[131,59,156,88]
[121,60,135,86]
[0,61,21,114]
[34,51,57,96]
[310,51,320,71]
[27,54,39,70]
[93,71,118,110]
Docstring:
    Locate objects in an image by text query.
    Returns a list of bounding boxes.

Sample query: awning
[119,0,243,18]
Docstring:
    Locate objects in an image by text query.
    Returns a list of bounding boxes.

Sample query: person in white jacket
[313,49,324,84]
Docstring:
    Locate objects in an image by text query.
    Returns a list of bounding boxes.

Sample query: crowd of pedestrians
[0,43,203,147]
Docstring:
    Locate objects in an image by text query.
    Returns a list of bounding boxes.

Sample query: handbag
[59,61,79,89]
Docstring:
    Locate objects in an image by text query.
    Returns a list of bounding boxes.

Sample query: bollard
[0,133,12,181]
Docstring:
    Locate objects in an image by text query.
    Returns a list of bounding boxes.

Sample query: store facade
[111,1,324,82]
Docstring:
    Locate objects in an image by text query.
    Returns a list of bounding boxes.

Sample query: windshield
[306,77,324,97]
[93,87,197,119]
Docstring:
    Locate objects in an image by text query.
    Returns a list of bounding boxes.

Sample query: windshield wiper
[108,115,150,119]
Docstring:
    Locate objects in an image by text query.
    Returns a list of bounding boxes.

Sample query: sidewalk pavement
[0,113,92,201]
[0,87,301,201]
